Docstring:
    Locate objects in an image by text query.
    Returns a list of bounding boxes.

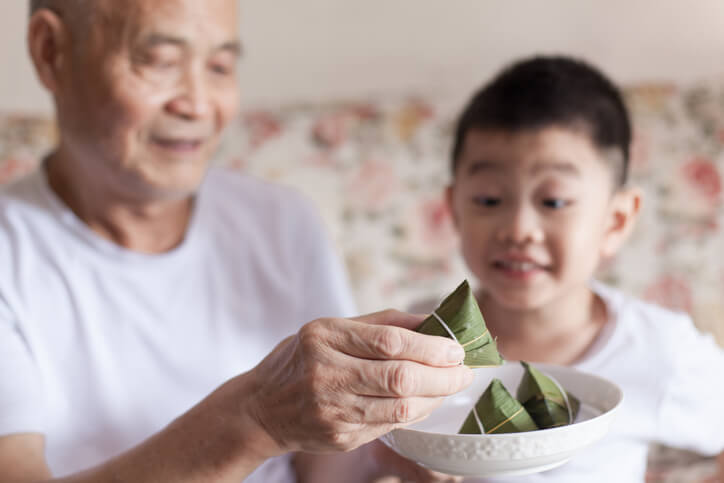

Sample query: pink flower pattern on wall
[644,275,694,313]
[681,157,721,204]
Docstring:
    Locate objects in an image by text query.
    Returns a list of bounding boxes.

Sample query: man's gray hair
[30,0,55,14]
[29,0,95,53]
[30,0,88,16]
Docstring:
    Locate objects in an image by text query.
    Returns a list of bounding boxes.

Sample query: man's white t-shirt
[469,282,724,483]
[0,167,356,481]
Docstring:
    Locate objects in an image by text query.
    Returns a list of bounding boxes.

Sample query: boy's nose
[496,205,545,245]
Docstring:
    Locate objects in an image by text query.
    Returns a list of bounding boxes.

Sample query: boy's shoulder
[593,283,724,458]
[594,281,693,330]
[593,281,705,355]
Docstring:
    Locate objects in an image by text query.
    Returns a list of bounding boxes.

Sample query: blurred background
[3,0,724,113]
[1,3,723,478]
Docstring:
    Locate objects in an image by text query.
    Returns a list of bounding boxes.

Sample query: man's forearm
[294,439,463,483]
[46,373,279,483]
[294,447,372,483]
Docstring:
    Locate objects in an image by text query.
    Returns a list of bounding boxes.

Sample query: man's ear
[600,186,643,259]
[27,8,69,94]
[445,184,460,230]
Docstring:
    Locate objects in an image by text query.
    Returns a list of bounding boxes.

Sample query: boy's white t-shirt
[0,168,356,481]
[469,282,724,483]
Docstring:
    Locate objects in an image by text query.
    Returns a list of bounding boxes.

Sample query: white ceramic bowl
[380,363,623,477]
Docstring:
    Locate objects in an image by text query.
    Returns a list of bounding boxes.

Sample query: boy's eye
[542,198,570,209]
[472,196,501,207]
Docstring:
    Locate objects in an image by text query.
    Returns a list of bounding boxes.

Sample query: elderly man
[0,1,472,482]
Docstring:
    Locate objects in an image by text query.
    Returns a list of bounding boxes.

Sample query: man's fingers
[347,359,473,398]
[318,318,465,367]
[352,309,426,330]
[336,395,444,426]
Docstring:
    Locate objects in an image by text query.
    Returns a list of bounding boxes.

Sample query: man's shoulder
[203,167,316,218]
[200,168,328,250]
[0,171,62,299]
[0,171,55,231]
[0,169,45,202]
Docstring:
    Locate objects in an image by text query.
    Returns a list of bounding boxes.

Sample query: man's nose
[167,64,211,120]
[495,203,545,245]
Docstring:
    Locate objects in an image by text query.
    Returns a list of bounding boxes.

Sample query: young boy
[443,56,724,482]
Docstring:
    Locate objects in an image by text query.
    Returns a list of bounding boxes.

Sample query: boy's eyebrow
[466,160,503,176]
[531,161,581,177]
[465,160,582,177]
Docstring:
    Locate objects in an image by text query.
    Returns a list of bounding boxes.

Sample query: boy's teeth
[500,261,538,271]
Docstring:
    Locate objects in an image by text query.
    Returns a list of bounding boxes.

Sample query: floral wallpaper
[1,84,723,344]
[1,80,722,481]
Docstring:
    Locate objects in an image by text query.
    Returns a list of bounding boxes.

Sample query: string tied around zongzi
[430,310,461,344]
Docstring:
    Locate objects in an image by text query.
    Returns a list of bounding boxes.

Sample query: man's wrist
[214,370,289,465]
[155,371,288,480]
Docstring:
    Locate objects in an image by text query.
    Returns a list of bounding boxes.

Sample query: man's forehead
[120,0,237,18]
[101,0,239,44]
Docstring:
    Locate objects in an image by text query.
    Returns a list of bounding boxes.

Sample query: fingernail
[447,344,465,363]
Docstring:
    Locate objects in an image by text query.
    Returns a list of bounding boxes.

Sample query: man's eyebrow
[216,40,243,56]
[141,33,188,48]
[531,161,581,177]
[466,160,503,176]
[139,34,242,57]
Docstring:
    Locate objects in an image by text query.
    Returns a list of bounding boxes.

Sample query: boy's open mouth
[491,258,551,279]
[492,260,545,271]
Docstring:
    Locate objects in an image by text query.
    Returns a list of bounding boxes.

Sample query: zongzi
[516,361,581,429]
[459,378,539,434]
[416,280,503,368]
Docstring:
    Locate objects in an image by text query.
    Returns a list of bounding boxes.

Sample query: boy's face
[448,126,636,311]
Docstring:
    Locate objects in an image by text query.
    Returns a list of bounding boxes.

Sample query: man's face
[449,126,620,311]
[56,0,240,200]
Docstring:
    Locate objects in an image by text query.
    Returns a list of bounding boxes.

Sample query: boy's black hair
[451,56,631,187]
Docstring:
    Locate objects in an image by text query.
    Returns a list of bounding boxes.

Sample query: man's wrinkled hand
[246,310,473,455]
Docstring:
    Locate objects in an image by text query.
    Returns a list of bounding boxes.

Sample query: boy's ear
[445,184,460,230]
[600,186,643,259]
[27,8,69,94]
